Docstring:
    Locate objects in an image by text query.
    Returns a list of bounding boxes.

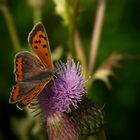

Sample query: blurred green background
[0,0,140,140]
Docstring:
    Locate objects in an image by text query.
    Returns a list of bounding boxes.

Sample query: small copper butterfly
[9,22,54,110]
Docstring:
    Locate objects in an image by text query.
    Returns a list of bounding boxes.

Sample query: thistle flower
[46,111,79,140]
[39,59,87,114]
[37,59,104,140]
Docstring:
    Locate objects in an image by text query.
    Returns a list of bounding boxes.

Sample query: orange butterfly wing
[9,51,46,103]
[10,84,20,103]
[10,51,53,106]
[28,22,54,70]
[10,23,54,109]
[9,81,41,103]
[15,56,23,82]
[16,81,50,110]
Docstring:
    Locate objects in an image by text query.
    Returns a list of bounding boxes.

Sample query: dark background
[0,0,140,140]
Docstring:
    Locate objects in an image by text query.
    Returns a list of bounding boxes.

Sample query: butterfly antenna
[48,60,65,93]
[54,60,66,74]
[51,76,58,93]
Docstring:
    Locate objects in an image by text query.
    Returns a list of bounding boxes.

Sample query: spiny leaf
[92,53,126,89]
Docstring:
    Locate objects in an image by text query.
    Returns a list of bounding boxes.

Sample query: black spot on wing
[39,34,46,40]
[43,44,47,48]
[34,40,38,43]
[33,92,37,96]
[39,34,44,38]
[28,22,44,44]
[44,37,46,40]
[34,46,38,49]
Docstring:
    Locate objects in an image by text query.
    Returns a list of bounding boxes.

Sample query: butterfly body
[9,23,54,110]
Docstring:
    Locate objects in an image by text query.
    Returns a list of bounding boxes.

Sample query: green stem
[33,7,42,24]
[97,129,107,140]
[68,23,75,56]
[73,0,87,70]
[88,0,106,73]
[68,14,75,56]
[1,4,21,52]
[68,0,80,57]
[74,29,87,71]
[87,136,97,140]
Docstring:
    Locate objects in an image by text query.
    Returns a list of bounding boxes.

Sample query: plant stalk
[97,129,107,140]
[1,3,21,52]
[33,7,42,24]
[88,0,106,73]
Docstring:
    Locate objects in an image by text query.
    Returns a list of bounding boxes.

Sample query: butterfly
[9,22,54,110]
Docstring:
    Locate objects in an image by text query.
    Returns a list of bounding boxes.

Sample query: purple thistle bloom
[39,59,87,114]
[36,59,104,140]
